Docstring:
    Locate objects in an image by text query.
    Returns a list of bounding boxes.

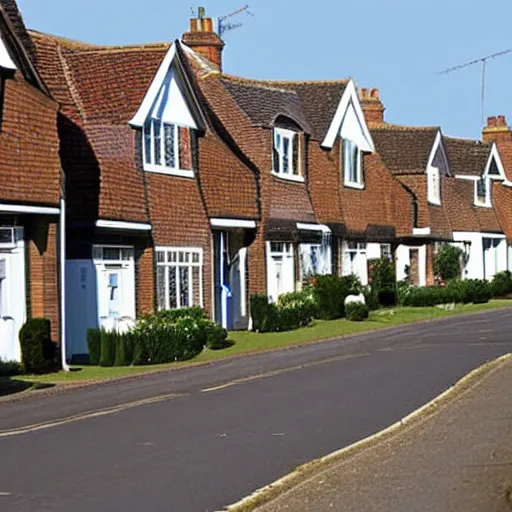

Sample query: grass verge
[15,300,512,386]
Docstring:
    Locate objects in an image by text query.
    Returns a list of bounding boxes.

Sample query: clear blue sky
[19,0,512,139]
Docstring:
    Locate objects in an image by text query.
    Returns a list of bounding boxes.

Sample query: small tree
[434,244,463,282]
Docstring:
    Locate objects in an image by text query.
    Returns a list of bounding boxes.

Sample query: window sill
[271,171,305,183]
[428,198,441,206]
[474,201,492,208]
[343,180,365,190]
[144,165,194,179]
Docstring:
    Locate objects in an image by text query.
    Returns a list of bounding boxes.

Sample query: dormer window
[475,177,492,207]
[342,139,364,188]
[272,127,303,182]
[427,167,441,205]
[143,118,193,177]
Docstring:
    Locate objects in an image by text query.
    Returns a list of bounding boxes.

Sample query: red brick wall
[27,219,60,341]
[136,245,155,316]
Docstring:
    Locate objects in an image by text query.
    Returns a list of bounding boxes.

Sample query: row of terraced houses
[1,1,512,363]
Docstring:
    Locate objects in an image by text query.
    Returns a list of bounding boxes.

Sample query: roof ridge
[29,29,170,53]
[370,122,439,132]
[219,74,349,88]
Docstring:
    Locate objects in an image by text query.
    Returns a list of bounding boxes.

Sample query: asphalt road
[1,309,511,512]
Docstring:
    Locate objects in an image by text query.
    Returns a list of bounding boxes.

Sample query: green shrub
[87,328,102,365]
[312,274,362,320]
[277,290,316,330]
[250,294,274,332]
[464,279,491,304]
[206,323,229,350]
[345,302,370,321]
[491,271,512,298]
[132,312,207,365]
[434,244,463,281]
[19,318,55,374]
[362,285,379,311]
[100,330,117,367]
[115,332,134,367]
[0,360,22,377]
[397,280,411,306]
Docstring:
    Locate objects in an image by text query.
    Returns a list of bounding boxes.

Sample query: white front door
[267,242,295,302]
[0,243,26,362]
[93,246,136,332]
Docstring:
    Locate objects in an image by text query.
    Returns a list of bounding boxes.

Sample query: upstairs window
[342,139,364,188]
[272,128,302,181]
[143,118,193,177]
[475,177,492,207]
[427,167,441,205]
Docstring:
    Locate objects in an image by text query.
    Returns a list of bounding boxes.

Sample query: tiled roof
[219,76,312,134]
[444,136,491,177]
[371,125,439,175]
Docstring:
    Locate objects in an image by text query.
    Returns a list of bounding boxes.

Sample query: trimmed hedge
[345,302,370,321]
[368,258,397,307]
[400,279,491,307]
[19,318,55,374]
[87,328,102,365]
[205,323,229,350]
[312,274,361,320]
[99,330,117,367]
[0,359,22,377]
[491,271,512,298]
[250,290,316,333]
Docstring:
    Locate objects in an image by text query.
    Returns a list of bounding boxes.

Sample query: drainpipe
[60,196,70,372]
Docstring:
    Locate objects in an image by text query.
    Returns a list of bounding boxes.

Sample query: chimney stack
[182,7,225,71]
[482,115,512,143]
[359,87,385,124]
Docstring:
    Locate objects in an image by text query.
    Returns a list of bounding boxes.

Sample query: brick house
[444,135,508,279]
[370,120,453,286]
[0,1,63,363]
[29,23,259,359]
[482,115,512,268]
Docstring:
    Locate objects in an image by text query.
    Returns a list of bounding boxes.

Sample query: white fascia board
[296,222,331,233]
[413,227,431,236]
[0,203,60,215]
[455,231,505,239]
[96,220,152,231]
[0,35,16,71]
[210,218,256,229]
[455,175,478,181]
[321,79,375,153]
[426,130,450,175]
[485,143,506,180]
[130,45,177,127]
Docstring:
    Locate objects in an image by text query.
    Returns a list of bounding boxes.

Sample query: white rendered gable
[130,44,200,129]
[426,131,450,175]
[0,34,16,71]
[321,80,375,153]
[484,143,506,180]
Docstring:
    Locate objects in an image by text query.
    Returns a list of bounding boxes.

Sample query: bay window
[156,248,203,310]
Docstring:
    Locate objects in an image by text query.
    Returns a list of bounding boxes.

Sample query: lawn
[16,300,511,386]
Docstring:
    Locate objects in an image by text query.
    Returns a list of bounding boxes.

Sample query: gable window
[342,139,364,188]
[427,167,441,205]
[272,128,303,182]
[475,177,492,207]
[143,118,193,178]
[156,247,203,310]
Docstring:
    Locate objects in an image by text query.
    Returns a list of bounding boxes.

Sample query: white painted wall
[453,232,507,280]
[366,243,381,260]
[396,244,427,286]
[266,242,295,302]
[0,234,26,362]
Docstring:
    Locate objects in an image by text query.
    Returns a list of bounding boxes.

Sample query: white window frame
[143,118,194,178]
[272,127,304,183]
[342,138,364,189]
[155,247,203,310]
[427,167,441,205]
[474,176,492,208]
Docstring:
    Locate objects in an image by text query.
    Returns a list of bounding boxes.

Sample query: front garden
[2,249,512,389]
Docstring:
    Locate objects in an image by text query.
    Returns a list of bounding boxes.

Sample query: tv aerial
[217,5,254,37]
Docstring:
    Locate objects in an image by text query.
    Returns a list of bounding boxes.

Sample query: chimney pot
[360,88,368,99]
[370,88,380,100]
[487,116,497,127]
[497,115,507,126]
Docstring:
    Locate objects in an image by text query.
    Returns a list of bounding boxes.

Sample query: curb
[223,353,512,512]
[3,305,510,405]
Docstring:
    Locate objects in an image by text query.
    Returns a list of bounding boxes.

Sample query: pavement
[255,356,512,512]
[0,309,511,511]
